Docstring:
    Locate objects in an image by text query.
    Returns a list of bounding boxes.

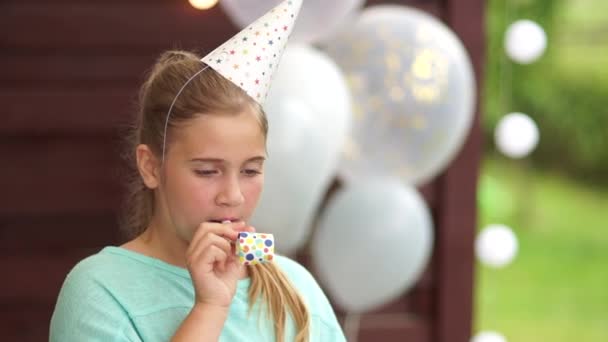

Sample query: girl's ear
[136,144,161,189]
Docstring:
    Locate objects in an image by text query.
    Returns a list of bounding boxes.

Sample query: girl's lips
[209,218,240,223]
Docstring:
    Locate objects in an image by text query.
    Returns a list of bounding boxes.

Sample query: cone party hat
[201,0,303,104]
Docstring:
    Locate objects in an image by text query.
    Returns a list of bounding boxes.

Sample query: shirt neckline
[101,246,252,290]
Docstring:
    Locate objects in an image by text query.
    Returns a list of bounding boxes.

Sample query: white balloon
[266,44,352,144]
[475,224,518,268]
[251,45,352,254]
[504,19,547,64]
[323,5,476,185]
[495,112,539,158]
[312,179,434,313]
[471,331,508,342]
[251,98,330,254]
[220,0,365,44]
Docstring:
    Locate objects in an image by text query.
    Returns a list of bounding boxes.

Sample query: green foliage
[483,0,608,182]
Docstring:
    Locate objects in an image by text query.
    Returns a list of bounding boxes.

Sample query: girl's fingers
[188,233,232,269]
[200,245,229,273]
[186,221,257,274]
[188,222,239,256]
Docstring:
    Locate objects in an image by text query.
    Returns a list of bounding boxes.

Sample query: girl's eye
[194,170,218,176]
[242,169,262,176]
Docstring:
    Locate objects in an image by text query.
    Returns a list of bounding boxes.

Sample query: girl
[49,48,345,341]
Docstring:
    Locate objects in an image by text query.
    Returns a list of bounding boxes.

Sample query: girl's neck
[122,217,189,268]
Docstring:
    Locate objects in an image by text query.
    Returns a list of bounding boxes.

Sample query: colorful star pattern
[201,0,301,104]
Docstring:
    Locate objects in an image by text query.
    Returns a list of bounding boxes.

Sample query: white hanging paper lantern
[495,112,539,159]
[471,331,508,342]
[504,19,547,64]
[476,224,518,268]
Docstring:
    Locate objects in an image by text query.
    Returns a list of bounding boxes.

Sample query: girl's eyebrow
[189,158,224,163]
[245,156,266,163]
[189,156,266,163]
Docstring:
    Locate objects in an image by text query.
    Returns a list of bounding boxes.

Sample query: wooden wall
[0,0,484,340]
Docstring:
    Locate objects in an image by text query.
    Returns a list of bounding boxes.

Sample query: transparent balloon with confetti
[323,5,476,185]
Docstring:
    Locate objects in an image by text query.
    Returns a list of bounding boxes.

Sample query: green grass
[474,155,608,341]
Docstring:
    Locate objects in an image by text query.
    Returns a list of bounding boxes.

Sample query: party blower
[221,220,275,265]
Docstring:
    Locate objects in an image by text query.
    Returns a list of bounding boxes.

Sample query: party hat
[201,0,302,105]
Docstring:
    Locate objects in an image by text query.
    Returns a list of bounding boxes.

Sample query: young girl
[49,10,346,342]
[49,48,346,341]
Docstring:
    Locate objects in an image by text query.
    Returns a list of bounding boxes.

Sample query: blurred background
[476,0,608,341]
[1,0,606,341]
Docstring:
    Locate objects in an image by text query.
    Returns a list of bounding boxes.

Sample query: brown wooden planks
[0,136,124,215]
[0,2,235,51]
[0,250,100,305]
[0,214,120,251]
[433,0,485,341]
[1,88,137,134]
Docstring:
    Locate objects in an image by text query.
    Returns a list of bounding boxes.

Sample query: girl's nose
[215,175,245,207]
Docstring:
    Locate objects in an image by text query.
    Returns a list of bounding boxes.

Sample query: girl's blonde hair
[121,50,310,342]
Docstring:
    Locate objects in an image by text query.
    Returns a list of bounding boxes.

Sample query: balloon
[266,44,352,143]
[251,45,352,254]
[471,331,508,342]
[220,0,364,44]
[504,20,547,64]
[311,179,434,313]
[323,5,476,185]
[475,224,518,268]
[250,98,328,254]
[494,112,539,158]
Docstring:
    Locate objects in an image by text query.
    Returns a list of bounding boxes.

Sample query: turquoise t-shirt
[50,247,346,341]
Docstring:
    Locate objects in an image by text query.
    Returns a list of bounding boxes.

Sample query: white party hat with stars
[201,0,302,105]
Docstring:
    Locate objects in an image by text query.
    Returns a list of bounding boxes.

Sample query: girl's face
[161,109,266,242]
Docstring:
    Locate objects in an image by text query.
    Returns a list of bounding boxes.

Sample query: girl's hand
[185,220,255,308]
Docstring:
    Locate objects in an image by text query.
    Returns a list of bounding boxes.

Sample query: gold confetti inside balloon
[323,5,476,185]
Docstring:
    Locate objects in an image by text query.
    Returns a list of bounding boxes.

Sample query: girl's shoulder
[67,246,190,282]
[50,248,139,341]
[50,247,193,341]
[60,247,133,292]
[56,246,193,316]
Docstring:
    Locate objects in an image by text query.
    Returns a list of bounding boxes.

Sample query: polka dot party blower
[235,232,275,265]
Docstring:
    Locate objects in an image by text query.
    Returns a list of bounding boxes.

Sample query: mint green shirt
[50,247,346,341]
